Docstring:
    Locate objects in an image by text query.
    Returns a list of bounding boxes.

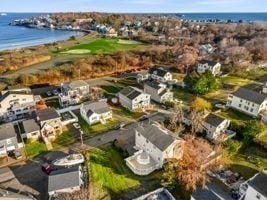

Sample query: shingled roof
[248,171,267,197]
[204,113,226,127]
[137,124,180,151]
[0,123,17,141]
[82,101,111,117]
[148,66,169,77]
[36,108,60,121]
[22,119,40,133]
[119,87,143,100]
[232,87,266,105]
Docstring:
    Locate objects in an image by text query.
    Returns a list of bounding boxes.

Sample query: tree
[242,120,262,145]
[184,70,217,95]
[173,135,221,191]
[190,97,212,112]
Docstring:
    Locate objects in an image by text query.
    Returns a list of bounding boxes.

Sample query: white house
[137,71,150,83]
[0,87,36,121]
[202,113,235,142]
[144,81,173,103]
[148,67,173,83]
[80,101,112,125]
[197,60,221,76]
[59,80,90,107]
[262,82,267,94]
[118,87,151,111]
[48,166,83,198]
[243,171,267,200]
[227,87,267,117]
[125,123,184,175]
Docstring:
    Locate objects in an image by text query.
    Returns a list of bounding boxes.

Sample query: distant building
[0,87,36,121]
[80,101,112,125]
[36,108,62,141]
[133,187,175,200]
[118,87,151,111]
[227,87,267,117]
[148,67,173,83]
[59,80,90,107]
[144,80,173,103]
[197,60,221,76]
[243,171,267,200]
[137,71,150,83]
[199,44,214,54]
[48,166,83,198]
[125,123,184,175]
[0,123,19,158]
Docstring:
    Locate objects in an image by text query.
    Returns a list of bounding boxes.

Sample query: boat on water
[53,153,84,167]
[1,13,7,16]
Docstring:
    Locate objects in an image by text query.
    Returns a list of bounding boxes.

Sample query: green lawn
[73,110,120,135]
[52,130,76,149]
[217,108,252,122]
[220,75,253,87]
[173,87,195,104]
[89,145,161,199]
[25,141,48,158]
[112,106,144,121]
[61,38,146,55]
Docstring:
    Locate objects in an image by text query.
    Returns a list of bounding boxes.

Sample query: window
[238,104,241,108]
[250,108,254,113]
[138,133,140,136]
[240,99,243,102]
[22,98,26,101]
[146,139,149,143]
[256,193,261,199]
[252,104,254,107]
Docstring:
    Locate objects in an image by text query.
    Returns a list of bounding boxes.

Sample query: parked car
[73,123,81,129]
[42,163,58,175]
[53,89,59,96]
[46,91,52,97]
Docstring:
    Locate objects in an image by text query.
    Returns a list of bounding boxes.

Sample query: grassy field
[25,141,48,158]
[89,145,161,199]
[52,130,76,149]
[61,38,146,55]
[73,110,120,135]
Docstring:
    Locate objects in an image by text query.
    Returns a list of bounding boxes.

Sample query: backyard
[60,38,146,55]
[52,130,76,149]
[89,145,161,199]
[24,140,48,158]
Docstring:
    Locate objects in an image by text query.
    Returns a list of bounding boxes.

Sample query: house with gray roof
[80,101,112,125]
[201,113,235,142]
[125,123,184,175]
[148,66,172,83]
[144,80,173,103]
[197,60,221,76]
[227,87,267,117]
[0,123,19,157]
[36,108,62,141]
[59,80,90,107]
[118,87,151,111]
[21,119,40,141]
[48,165,83,197]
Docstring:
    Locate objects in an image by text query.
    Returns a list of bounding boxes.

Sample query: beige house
[80,101,112,125]
[144,80,173,103]
[125,123,184,175]
[21,119,41,141]
[118,87,151,111]
[0,87,36,121]
[36,108,62,142]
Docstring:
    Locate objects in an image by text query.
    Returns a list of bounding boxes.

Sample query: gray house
[0,123,19,156]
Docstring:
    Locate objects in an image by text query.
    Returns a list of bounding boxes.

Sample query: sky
[1,0,267,13]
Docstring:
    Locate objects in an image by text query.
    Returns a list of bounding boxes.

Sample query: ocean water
[178,13,267,22]
[0,13,82,51]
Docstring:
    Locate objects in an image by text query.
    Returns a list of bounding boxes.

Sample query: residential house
[243,171,267,200]
[80,101,112,125]
[36,108,62,141]
[118,87,151,111]
[0,87,36,121]
[125,123,184,175]
[148,66,172,83]
[199,44,214,54]
[202,113,235,142]
[227,87,267,117]
[144,80,173,103]
[197,60,221,76]
[0,188,36,200]
[21,119,40,141]
[59,80,90,107]
[0,123,19,158]
[48,166,83,198]
[133,188,175,200]
[136,71,150,83]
